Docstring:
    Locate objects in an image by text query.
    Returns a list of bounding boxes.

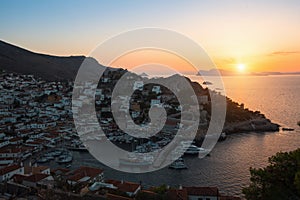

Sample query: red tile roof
[25,166,49,175]
[67,166,103,182]
[105,179,140,193]
[12,174,27,183]
[106,193,133,200]
[0,164,22,175]
[51,168,70,174]
[139,190,158,196]
[166,189,188,200]
[0,146,23,153]
[9,137,23,142]
[23,173,49,183]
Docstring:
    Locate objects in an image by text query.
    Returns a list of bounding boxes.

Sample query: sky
[1,0,300,73]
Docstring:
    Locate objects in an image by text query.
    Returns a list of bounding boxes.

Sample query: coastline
[223,117,280,134]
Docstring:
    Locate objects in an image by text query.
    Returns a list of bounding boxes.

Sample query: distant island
[197,68,300,76]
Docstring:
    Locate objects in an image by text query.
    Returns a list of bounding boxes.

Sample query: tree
[243,148,300,200]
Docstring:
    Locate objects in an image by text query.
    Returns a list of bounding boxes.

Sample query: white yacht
[184,145,207,155]
[169,158,188,170]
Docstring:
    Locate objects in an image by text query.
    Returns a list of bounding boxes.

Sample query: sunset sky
[1,0,300,73]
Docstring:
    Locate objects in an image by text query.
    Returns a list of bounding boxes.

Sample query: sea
[57,75,300,197]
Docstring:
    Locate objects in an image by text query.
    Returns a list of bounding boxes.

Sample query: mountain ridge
[0,40,101,81]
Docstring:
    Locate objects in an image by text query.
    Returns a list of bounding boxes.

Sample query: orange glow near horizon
[211,52,300,74]
[108,47,300,75]
[110,49,199,75]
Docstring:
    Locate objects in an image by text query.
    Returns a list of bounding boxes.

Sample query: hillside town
[0,69,263,199]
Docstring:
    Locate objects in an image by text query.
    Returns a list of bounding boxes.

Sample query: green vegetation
[243,148,300,200]
[226,98,256,123]
[151,184,169,195]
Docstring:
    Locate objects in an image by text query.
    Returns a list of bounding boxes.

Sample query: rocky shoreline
[223,117,280,134]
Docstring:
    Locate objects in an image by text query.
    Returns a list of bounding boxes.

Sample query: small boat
[203,81,213,85]
[184,145,205,155]
[66,164,71,168]
[169,158,188,170]
[66,144,88,152]
[56,151,73,164]
[218,132,227,141]
[282,128,295,131]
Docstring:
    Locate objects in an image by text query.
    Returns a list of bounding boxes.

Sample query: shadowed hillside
[0,40,101,81]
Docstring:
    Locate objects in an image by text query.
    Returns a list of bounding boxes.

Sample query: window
[206,198,210,200]
[198,198,203,200]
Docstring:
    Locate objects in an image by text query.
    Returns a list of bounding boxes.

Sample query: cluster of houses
[0,70,241,199]
[73,69,211,147]
[0,162,240,199]
[0,72,76,167]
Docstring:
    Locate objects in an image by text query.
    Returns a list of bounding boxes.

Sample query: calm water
[68,75,300,197]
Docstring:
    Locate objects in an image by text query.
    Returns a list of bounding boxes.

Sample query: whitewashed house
[133,81,144,91]
[152,85,161,94]
[0,164,24,182]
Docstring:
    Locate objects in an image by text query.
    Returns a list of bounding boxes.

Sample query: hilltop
[0,40,100,81]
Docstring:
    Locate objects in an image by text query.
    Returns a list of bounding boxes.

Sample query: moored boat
[56,151,73,164]
[169,158,188,170]
[66,144,88,152]
[282,127,295,131]
[184,145,207,155]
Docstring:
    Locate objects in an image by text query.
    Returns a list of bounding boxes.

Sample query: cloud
[269,51,300,56]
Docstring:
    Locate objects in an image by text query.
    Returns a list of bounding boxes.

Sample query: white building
[0,164,24,182]
[0,140,9,148]
[151,99,161,107]
[152,85,161,94]
[133,81,144,91]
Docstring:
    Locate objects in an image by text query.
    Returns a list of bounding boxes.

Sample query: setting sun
[237,64,246,72]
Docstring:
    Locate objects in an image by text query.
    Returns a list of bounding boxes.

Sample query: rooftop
[105,179,140,193]
[0,164,22,176]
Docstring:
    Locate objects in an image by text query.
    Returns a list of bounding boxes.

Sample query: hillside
[0,40,97,81]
